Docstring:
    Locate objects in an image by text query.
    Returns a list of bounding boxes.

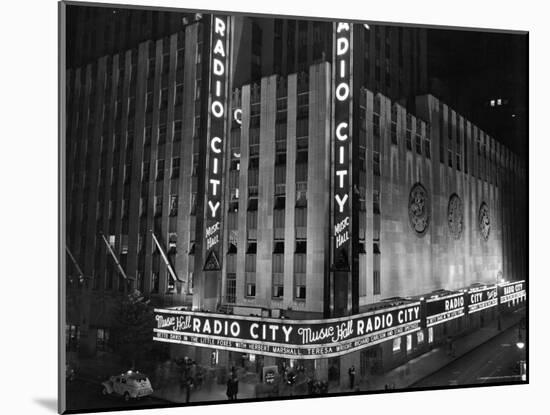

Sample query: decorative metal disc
[448,193,464,239]
[408,183,430,236]
[478,202,490,241]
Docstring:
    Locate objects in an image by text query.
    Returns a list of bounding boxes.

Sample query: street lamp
[516,327,525,350]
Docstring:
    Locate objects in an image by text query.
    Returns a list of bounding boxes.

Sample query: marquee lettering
[204,15,229,269]
[332,21,353,269]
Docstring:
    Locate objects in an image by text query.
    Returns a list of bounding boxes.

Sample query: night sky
[66,5,528,161]
[427,28,528,161]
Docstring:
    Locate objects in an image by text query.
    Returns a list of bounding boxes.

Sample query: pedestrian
[348,365,356,389]
[226,376,233,400]
[450,340,456,358]
[232,375,239,400]
[185,377,192,403]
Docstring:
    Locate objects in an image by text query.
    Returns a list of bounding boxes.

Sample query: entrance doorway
[360,346,383,375]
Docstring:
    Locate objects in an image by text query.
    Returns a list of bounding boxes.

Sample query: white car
[101,371,154,401]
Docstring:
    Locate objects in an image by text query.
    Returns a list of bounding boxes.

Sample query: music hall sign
[153,302,421,359]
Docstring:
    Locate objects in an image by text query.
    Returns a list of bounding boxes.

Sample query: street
[412,323,527,388]
[65,378,173,412]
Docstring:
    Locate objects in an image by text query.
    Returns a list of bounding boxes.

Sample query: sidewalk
[345,307,525,393]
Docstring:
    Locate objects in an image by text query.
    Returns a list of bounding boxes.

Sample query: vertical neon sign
[332,22,353,270]
[204,15,229,270]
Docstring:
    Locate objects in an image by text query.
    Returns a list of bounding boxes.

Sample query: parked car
[101,370,154,401]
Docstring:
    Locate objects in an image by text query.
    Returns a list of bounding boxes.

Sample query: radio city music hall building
[63,11,527,385]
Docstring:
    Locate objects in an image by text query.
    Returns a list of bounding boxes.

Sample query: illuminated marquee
[498,280,526,305]
[153,302,421,359]
[332,22,353,269]
[467,286,498,314]
[425,293,465,327]
[204,15,229,270]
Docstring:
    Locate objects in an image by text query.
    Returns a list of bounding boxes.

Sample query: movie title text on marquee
[332,22,353,267]
[204,15,229,268]
[426,293,465,327]
[498,280,526,304]
[153,302,421,359]
[467,286,498,313]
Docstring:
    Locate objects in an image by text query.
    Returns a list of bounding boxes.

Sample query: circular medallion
[408,183,430,236]
[447,194,464,239]
[478,202,490,241]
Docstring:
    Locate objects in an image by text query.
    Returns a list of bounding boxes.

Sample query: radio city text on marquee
[153,303,421,358]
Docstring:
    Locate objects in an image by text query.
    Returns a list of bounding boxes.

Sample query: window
[175,83,184,105]
[373,270,381,295]
[424,139,431,159]
[146,92,153,113]
[373,114,380,137]
[406,334,412,352]
[167,273,175,292]
[373,190,381,214]
[274,196,285,210]
[428,327,434,344]
[185,271,193,294]
[248,197,258,212]
[121,234,129,255]
[158,124,167,144]
[139,197,147,217]
[171,157,180,179]
[168,233,177,252]
[169,194,178,216]
[156,159,165,181]
[274,208,285,229]
[392,337,401,353]
[154,196,163,217]
[246,242,257,255]
[296,150,308,164]
[246,283,256,297]
[138,234,144,252]
[416,134,422,155]
[247,210,257,230]
[66,325,80,352]
[373,152,381,176]
[190,193,197,215]
[295,207,307,229]
[121,199,129,220]
[272,273,284,298]
[417,330,425,344]
[296,186,307,208]
[151,272,159,293]
[294,272,306,300]
[273,241,285,254]
[173,120,182,141]
[406,130,412,150]
[96,328,111,352]
[295,240,307,254]
[226,273,236,303]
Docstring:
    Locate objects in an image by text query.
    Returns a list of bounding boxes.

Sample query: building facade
[64,13,526,385]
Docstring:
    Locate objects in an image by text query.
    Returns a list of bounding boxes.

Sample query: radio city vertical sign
[332,22,353,270]
[204,15,229,271]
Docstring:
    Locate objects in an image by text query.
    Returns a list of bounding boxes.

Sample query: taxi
[101,370,154,401]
